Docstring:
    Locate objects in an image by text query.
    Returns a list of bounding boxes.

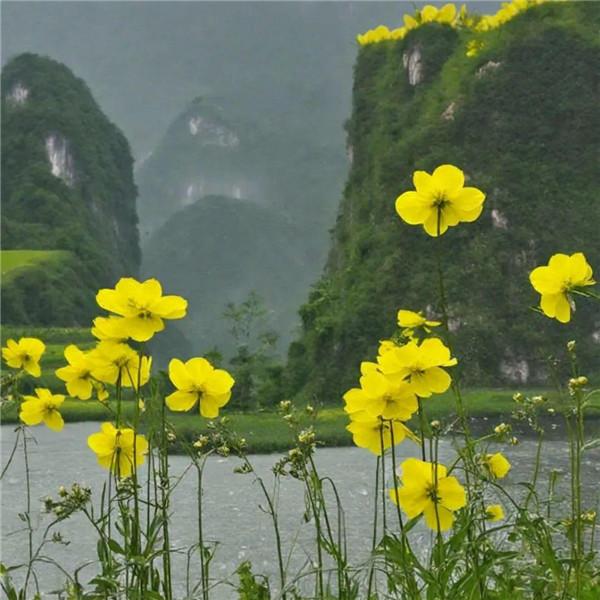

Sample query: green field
[1,249,71,281]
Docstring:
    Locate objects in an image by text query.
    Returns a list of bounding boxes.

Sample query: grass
[1,250,71,282]
[3,387,598,454]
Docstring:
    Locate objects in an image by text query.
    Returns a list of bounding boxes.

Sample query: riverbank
[4,388,598,454]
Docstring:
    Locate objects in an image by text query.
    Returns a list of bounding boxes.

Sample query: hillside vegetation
[283,1,600,405]
[143,195,316,358]
[1,53,140,326]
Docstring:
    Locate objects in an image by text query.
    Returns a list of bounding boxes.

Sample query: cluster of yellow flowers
[2,276,235,479]
[357,0,550,51]
[343,161,596,533]
[474,0,549,32]
[357,4,462,46]
[343,304,466,531]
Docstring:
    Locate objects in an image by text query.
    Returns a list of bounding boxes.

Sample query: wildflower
[494,422,511,435]
[347,416,415,455]
[90,341,151,389]
[529,253,595,323]
[466,39,484,57]
[343,368,418,421]
[87,422,148,477]
[298,429,316,445]
[55,345,97,399]
[484,452,511,478]
[165,357,234,418]
[395,164,486,236]
[397,309,441,333]
[569,376,588,389]
[356,25,391,46]
[567,340,577,352]
[390,458,466,531]
[2,337,46,377]
[378,340,397,355]
[96,277,188,342]
[19,388,65,431]
[193,435,210,449]
[486,504,505,522]
[279,399,292,412]
[91,316,128,342]
[378,338,457,397]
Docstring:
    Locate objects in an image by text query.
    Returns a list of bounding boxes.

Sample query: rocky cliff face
[282,2,600,403]
[1,53,140,324]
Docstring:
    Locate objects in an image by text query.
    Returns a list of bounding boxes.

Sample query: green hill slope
[283,1,600,404]
[1,53,140,325]
[143,195,316,358]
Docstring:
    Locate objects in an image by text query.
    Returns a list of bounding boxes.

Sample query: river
[2,422,599,598]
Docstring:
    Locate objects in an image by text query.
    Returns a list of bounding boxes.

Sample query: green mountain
[137,96,345,257]
[143,196,315,358]
[283,1,600,404]
[1,53,140,325]
[138,97,346,358]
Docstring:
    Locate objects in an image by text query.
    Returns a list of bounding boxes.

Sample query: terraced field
[1,250,71,281]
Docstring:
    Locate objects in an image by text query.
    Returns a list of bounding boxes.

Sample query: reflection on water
[2,422,600,598]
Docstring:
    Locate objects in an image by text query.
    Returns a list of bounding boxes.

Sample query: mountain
[1,53,140,325]
[143,196,315,357]
[137,96,346,255]
[138,96,347,358]
[283,1,600,404]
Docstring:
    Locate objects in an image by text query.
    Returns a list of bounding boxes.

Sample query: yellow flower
[395,164,486,236]
[378,338,457,398]
[390,27,407,41]
[346,416,415,455]
[56,345,96,399]
[466,39,484,57]
[96,277,187,342]
[343,368,418,421]
[434,3,457,24]
[484,452,511,478]
[378,340,397,355]
[2,337,46,377]
[397,309,441,332]
[166,357,235,418]
[88,422,148,477]
[391,458,466,531]
[91,316,128,342]
[529,253,595,323]
[90,341,151,389]
[357,25,391,46]
[485,504,505,522]
[20,388,65,431]
[403,13,419,30]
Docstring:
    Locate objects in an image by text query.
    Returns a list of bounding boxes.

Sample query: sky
[1,1,499,158]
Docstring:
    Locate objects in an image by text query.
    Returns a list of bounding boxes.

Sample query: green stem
[366,456,380,599]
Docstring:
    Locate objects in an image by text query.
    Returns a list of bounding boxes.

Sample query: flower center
[426,484,440,504]
[432,192,449,209]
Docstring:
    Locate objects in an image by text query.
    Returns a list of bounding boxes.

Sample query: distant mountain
[283,1,600,403]
[137,96,346,253]
[143,196,315,357]
[1,53,140,325]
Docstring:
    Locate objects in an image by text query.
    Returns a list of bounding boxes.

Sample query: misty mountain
[1,53,139,325]
[143,196,315,358]
[283,1,600,403]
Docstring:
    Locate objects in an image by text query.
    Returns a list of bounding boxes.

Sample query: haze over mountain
[1,1,499,358]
